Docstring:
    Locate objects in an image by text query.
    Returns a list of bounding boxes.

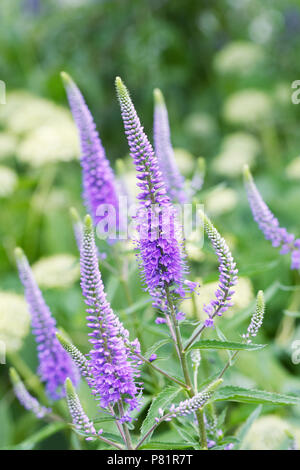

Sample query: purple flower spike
[115,77,187,315]
[199,211,238,328]
[61,72,120,235]
[80,215,142,420]
[15,248,79,401]
[244,165,300,270]
[10,368,51,419]
[153,89,186,204]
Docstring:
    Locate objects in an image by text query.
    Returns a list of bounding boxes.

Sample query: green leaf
[214,386,300,406]
[2,422,67,450]
[92,416,116,424]
[145,339,171,358]
[188,340,266,351]
[140,385,182,436]
[216,327,233,362]
[139,441,195,450]
[122,297,151,315]
[236,405,262,449]
[172,423,198,448]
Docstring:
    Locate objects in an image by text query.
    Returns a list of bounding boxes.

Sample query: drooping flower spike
[243,290,265,343]
[244,165,300,270]
[153,88,186,204]
[115,77,187,314]
[15,248,79,400]
[80,215,142,421]
[9,368,51,419]
[61,72,120,236]
[65,378,97,440]
[199,211,238,328]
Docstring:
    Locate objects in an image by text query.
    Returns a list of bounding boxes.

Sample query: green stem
[217,350,239,379]
[165,286,207,449]
[133,350,189,389]
[197,408,208,450]
[118,401,133,450]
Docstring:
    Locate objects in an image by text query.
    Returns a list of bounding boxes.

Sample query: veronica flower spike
[15,248,79,400]
[80,215,142,421]
[244,165,300,270]
[115,77,187,313]
[61,72,120,234]
[153,88,186,204]
[200,211,238,328]
[65,378,96,440]
[184,211,238,350]
[243,290,265,343]
[10,368,52,419]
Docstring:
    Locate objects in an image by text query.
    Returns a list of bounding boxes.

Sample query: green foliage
[1,0,300,451]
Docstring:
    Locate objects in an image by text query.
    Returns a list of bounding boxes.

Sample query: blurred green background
[1,0,300,450]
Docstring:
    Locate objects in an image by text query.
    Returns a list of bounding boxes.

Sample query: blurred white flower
[0,291,30,353]
[242,415,300,450]
[18,121,79,167]
[173,148,195,176]
[223,89,272,127]
[197,11,219,36]
[0,166,18,197]
[186,231,205,262]
[0,90,79,166]
[32,254,80,289]
[273,82,292,107]
[249,10,283,44]
[213,132,260,177]
[205,187,238,216]
[214,41,264,77]
[286,157,300,180]
[0,132,17,160]
[184,112,217,139]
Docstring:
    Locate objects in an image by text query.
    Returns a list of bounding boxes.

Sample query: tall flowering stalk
[244,165,300,270]
[61,72,120,234]
[9,368,51,419]
[153,88,186,204]
[80,215,142,421]
[15,248,79,400]
[115,77,187,314]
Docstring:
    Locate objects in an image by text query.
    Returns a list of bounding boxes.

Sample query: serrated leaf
[188,340,266,351]
[139,441,195,450]
[140,385,182,436]
[214,386,300,405]
[172,423,198,447]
